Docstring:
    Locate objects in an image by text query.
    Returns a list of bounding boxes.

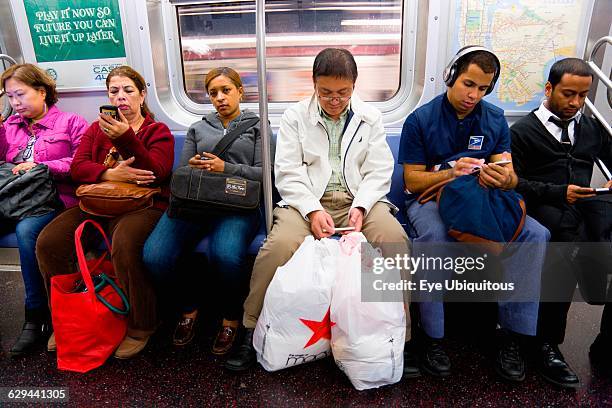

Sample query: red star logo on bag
[299,307,335,348]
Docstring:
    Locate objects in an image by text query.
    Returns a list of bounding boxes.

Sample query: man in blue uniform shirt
[398,46,549,381]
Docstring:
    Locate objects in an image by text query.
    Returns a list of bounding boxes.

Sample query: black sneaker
[420,337,451,377]
[537,342,580,388]
[494,330,525,382]
[225,328,256,372]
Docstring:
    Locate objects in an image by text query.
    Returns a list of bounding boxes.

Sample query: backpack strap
[417,178,453,204]
[211,117,260,159]
[509,198,527,243]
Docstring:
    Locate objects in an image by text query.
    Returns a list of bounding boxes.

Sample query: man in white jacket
[225,48,409,372]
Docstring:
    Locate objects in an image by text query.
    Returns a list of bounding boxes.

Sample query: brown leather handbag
[76,181,161,217]
[76,146,161,217]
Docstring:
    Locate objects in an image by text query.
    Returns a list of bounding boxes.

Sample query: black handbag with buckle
[168,117,261,219]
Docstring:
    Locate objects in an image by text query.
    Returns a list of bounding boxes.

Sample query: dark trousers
[533,196,612,344]
[143,210,260,320]
[0,211,58,312]
[36,206,163,338]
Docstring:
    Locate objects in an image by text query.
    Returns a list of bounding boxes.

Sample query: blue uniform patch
[468,135,484,150]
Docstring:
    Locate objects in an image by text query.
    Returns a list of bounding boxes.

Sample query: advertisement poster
[23,0,127,89]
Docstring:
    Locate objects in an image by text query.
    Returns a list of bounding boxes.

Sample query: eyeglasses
[317,93,352,103]
[21,135,36,161]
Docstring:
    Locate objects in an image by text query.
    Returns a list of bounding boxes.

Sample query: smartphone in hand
[321,226,356,234]
[594,187,612,195]
[100,105,119,121]
[334,226,356,233]
[473,159,512,173]
[491,159,512,166]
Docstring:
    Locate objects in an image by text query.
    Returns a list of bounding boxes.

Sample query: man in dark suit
[511,58,612,388]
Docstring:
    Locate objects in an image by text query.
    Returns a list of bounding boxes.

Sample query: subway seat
[0,130,407,255]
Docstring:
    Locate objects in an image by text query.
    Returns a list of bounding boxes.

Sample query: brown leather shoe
[212,322,239,355]
[47,332,56,352]
[114,336,149,359]
[173,314,197,346]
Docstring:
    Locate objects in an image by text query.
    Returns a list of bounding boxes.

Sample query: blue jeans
[406,200,550,338]
[7,211,59,311]
[143,210,260,320]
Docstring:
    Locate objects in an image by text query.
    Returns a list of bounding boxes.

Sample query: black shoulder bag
[0,163,60,221]
[168,117,261,219]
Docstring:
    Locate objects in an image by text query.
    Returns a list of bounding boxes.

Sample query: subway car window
[0,60,9,117]
[176,0,402,104]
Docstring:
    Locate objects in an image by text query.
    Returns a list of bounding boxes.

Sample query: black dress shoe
[403,341,422,379]
[420,338,451,377]
[225,328,256,372]
[494,330,525,382]
[10,321,51,357]
[537,343,580,388]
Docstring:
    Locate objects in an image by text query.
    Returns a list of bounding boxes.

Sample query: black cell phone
[594,187,612,195]
[100,105,119,121]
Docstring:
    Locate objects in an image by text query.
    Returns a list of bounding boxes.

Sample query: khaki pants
[243,191,410,336]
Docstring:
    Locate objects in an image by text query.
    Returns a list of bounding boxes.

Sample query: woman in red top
[36,66,174,359]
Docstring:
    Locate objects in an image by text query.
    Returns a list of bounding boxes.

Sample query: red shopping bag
[50,219,129,373]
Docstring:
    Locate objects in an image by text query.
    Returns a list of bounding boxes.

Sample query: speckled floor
[1,268,610,407]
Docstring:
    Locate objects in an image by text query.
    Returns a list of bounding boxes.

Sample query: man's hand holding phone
[479,152,515,190]
[452,157,485,177]
[566,184,596,204]
[309,210,335,239]
[347,207,365,233]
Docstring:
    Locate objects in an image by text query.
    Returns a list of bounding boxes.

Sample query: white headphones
[443,45,501,95]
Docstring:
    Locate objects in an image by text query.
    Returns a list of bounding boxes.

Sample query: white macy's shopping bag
[330,232,406,390]
[254,236,339,372]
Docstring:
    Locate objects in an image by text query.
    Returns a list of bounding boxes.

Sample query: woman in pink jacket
[0,63,88,357]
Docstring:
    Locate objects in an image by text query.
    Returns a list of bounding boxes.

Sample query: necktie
[548,116,573,146]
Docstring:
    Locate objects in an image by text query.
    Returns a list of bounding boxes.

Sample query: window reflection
[177,0,402,103]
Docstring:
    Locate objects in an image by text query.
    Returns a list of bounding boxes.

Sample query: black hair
[312,48,358,83]
[1,63,58,107]
[455,49,498,77]
[547,58,593,88]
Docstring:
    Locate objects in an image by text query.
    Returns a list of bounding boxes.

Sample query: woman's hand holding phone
[98,106,129,139]
[188,152,225,172]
